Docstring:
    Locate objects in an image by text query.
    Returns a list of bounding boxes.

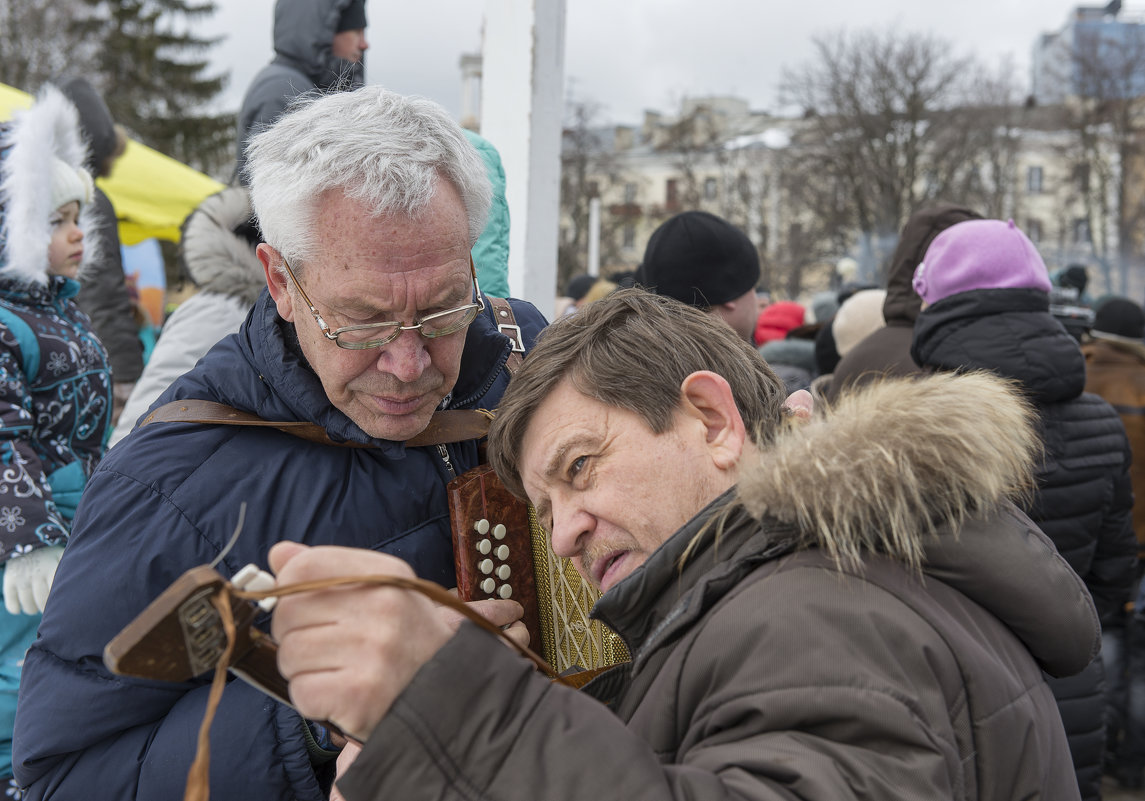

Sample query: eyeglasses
[280,255,485,350]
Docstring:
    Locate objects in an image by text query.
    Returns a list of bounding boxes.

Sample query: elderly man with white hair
[13,85,545,801]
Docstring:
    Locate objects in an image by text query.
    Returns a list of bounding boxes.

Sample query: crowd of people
[0,1,1143,799]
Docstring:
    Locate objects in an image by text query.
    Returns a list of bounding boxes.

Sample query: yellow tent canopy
[0,82,224,245]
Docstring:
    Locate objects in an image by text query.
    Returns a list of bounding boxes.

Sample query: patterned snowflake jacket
[0,86,112,558]
[0,273,111,557]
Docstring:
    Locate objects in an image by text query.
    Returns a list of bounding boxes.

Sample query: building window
[1073,218,1091,244]
[1026,218,1043,244]
[1075,163,1090,194]
[703,177,718,200]
[623,224,636,249]
[1027,166,1044,194]
[666,179,679,208]
[623,182,637,203]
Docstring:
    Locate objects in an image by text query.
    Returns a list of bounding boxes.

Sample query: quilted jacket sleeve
[338,621,964,801]
[12,469,330,801]
[74,190,144,385]
[0,342,68,561]
[1086,423,1137,625]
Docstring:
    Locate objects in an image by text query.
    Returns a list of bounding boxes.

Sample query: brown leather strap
[141,400,494,448]
[488,296,524,373]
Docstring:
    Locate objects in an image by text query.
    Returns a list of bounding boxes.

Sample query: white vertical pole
[587,197,601,277]
[480,0,567,312]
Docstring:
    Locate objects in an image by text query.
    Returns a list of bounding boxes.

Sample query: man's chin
[366,413,434,442]
[352,404,436,442]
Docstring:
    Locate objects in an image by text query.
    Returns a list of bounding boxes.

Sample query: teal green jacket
[463,130,510,298]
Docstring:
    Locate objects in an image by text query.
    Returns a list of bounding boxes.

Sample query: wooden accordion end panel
[448,464,629,675]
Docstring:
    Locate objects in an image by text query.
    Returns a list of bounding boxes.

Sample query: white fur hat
[0,85,100,286]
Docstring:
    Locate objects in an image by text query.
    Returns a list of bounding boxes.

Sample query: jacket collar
[592,491,799,671]
[912,288,1086,404]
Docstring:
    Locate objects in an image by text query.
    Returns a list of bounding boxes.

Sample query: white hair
[244,86,491,273]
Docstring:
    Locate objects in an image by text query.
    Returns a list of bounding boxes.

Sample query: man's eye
[569,456,587,477]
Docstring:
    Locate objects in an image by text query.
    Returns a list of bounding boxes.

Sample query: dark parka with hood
[58,77,143,386]
[822,202,982,404]
[235,0,366,181]
[12,286,546,800]
[913,287,1136,801]
[336,373,1096,801]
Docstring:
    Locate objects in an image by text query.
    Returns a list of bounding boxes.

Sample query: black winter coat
[912,287,1136,801]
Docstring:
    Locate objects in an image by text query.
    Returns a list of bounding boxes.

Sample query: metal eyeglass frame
[279,254,485,350]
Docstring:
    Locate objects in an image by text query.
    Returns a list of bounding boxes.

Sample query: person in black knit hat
[637,210,760,343]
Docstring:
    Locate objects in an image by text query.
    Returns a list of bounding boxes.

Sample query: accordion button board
[448,464,630,675]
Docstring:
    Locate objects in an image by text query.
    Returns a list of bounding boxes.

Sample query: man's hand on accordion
[268,541,526,742]
[439,595,529,648]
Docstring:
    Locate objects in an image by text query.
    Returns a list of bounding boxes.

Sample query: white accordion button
[479,559,494,574]
[232,563,278,612]
[498,584,513,599]
[492,523,507,540]
[475,519,490,535]
[495,545,510,560]
[496,564,511,580]
[481,578,496,594]
[477,539,491,555]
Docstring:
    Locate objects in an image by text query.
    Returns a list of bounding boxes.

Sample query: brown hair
[488,288,788,500]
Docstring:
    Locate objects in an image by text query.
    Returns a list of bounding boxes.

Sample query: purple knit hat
[912,219,1051,306]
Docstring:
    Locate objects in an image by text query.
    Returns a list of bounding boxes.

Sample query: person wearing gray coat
[234,0,367,183]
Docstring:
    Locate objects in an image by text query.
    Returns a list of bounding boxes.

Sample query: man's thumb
[268,540,308,575]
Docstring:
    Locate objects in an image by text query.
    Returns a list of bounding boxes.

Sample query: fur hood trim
[738,371,1039,569]
[0,85,103,287]
[179,186,266,305]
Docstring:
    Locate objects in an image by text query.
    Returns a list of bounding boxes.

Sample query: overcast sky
[198,1,1122,125]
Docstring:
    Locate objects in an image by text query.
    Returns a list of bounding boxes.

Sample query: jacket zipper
[436,443,456,479]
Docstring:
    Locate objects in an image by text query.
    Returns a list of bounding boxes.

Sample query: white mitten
[4,546,65,615]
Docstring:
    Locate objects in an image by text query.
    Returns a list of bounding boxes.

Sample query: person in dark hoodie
[58,77,142,425]
[234,0,368,183]
[911,218,1137,801]
[819,202,981,405]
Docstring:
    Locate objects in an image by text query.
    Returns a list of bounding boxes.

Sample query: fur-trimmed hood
[0,85,103,287]
[738,370,1039,569]
[179,186,266,305]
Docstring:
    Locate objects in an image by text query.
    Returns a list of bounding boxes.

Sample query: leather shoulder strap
[140,399,493,448]
[487,296,525,374]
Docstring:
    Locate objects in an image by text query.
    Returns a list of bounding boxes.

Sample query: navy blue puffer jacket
[12,289,545,800]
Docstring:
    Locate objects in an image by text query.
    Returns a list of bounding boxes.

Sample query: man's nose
[549,500,591,561]
[374,327,430,383]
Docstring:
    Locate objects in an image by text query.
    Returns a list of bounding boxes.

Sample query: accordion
[448,464,629,674]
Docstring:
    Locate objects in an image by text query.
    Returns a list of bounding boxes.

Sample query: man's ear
[258,243,296,322]
[679,371,747,471]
